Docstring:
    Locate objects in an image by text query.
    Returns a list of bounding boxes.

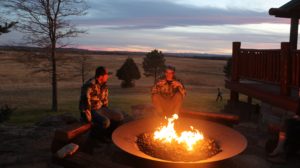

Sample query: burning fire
[153,114,204,151]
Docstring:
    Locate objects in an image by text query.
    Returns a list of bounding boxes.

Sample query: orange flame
[153,114,204,151]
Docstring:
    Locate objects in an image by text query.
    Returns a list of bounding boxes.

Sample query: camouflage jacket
[79,78,109,112]
[151,78,186,98]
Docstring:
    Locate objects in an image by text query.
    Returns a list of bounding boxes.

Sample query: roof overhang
[269,0,300,18]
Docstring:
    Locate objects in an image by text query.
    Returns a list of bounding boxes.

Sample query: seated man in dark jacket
[151,65,186,117]
[268,114,300,163]
[79,66,123,140]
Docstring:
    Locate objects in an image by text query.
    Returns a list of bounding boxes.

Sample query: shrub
[0,104,16,123]
[116,58,141,88]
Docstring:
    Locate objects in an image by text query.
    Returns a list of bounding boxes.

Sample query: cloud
[170,0,288,12]
[0,0,294,54]
[74,0,285,29]
[71,22,292,54]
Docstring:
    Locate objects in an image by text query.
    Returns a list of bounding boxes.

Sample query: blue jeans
[91,107,124,136]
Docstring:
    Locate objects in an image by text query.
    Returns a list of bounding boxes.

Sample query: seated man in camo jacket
[151,65,186,117]
[79,66,123,139]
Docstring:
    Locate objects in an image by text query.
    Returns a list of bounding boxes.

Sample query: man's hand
[157,80,166,86]
[85,109,92,123]
[293,114,300,120]
[171,81,182,88]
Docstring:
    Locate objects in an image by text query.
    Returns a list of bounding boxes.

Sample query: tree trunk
[154,68,157,84]
[51,41,58,112]
[81,60,85,84]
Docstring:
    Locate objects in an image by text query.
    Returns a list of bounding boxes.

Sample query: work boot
[90,127,112,143]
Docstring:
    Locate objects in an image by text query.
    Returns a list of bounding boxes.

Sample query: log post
[280,42,291,96]
[230,42,241,102]
[298,48,300,115]
[298,88,300,115]
[289,19,298,116]
[247,96,252,104]
[290,18,299,50]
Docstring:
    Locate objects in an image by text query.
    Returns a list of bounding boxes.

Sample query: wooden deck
[227,42,300,114]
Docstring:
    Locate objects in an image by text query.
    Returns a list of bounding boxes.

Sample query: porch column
[280,42,292,96]
[290,18,299,50]
[247,96,252,104]
[230,42,241,102]
[298,89,300,115]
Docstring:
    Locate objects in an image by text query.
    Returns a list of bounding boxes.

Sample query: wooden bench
[51,123,92,154]
[180,110,240,127]
[51,123,129,168]
[131,104,239,126]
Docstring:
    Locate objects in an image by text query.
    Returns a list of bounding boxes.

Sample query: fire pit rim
[112,117,247,164]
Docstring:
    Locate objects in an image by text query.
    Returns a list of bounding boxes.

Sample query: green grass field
[0,51,231,125]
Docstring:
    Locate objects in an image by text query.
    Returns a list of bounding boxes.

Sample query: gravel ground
[0,115,299,168]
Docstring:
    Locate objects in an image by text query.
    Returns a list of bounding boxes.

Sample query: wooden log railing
[230,42,300,114]
[292,50,300,87]
[232,42,300,95]
[239,48,281,84]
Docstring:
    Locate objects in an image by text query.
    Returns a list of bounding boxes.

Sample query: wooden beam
[298,95,300,115]
[180,110,239,126]
[247,96,252,104]
[230,42,241,103]
[269,8,300,18]
[290,18,299,50]
[54,123,92,142]
[280,42,292,96]
[225,80,298,112]
[230,90,239,103]
[232,42,241,82]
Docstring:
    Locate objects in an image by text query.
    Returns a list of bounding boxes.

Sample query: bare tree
[16,50,77,81]
[54,51,93,84]
[6,0,88,112]
[72,53,92,84]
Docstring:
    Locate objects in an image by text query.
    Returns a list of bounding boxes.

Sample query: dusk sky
[0,0,298,54]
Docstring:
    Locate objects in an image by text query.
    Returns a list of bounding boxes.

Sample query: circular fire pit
[112,117,247,164]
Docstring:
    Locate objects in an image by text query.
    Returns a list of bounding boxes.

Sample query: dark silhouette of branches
[65,52,93,84]
[6,0,88,112]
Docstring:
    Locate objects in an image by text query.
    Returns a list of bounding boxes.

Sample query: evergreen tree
[116,57,141,88]
[223,57,232,78]
[143,49,166,83]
